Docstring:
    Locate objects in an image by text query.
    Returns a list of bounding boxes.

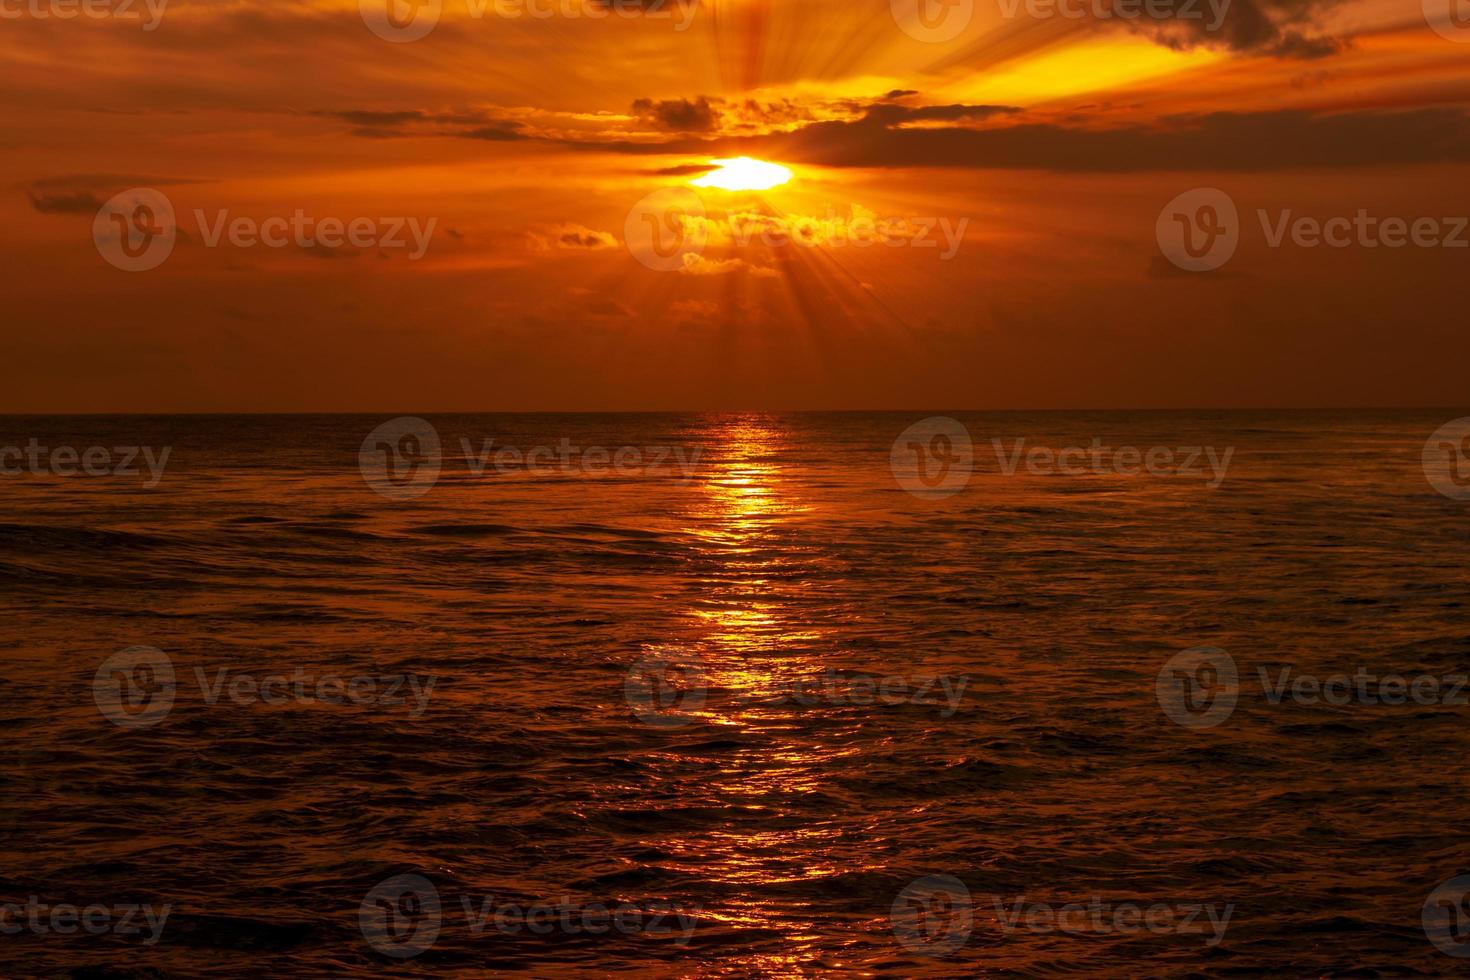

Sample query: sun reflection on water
[652,416,887,972]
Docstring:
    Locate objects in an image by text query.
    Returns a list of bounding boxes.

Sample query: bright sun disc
[691,157,793,191]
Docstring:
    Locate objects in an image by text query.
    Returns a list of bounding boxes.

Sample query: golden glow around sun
[691,157,793,191]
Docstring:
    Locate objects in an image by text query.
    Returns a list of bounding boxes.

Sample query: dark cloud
[459,125,527,142]
[314,109,523,141]
[766,107,1470,172]
[27,190,105,214]
[861,103,1024,126]
[27,174,198,190]
[298,243,359,260]
[558,227,617,249]
[1133,0,1347,59]
[321,110,429,127]
[632,96,720,133]
[648,163,718,176]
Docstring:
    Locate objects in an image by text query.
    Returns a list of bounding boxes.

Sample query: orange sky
[3,0,1469,410]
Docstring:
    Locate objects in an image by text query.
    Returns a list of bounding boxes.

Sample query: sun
[691,157,793,191]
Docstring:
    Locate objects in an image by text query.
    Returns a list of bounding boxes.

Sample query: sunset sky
[4,0,1468,411]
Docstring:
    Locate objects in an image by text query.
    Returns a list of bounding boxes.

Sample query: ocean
[2,410,1468,976]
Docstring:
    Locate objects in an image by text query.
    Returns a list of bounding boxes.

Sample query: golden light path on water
[667,416,881,975]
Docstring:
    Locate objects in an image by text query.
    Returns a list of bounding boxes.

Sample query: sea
[1,410,1468,977]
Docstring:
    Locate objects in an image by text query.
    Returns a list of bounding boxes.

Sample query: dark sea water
[2,411,1469,977]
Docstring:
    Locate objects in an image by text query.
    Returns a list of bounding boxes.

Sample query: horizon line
[1,406,1468,417]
